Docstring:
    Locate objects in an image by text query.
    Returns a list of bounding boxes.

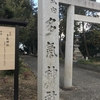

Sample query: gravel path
[21,55,100,100]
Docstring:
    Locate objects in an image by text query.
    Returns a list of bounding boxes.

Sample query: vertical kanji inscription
[38,0,59,100]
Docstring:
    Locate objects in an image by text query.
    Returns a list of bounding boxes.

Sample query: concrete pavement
[21,55,100,100]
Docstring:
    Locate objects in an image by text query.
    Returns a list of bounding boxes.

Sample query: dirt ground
[0,69,37,100]
[1,55,100,100]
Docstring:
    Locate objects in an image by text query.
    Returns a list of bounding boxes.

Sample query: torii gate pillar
[64,5,74,88]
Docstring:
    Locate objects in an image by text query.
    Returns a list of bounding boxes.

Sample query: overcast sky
[34,0,38,6]
[33,0,100,3]
[33,0,100,8]
[97,0,100,2]
[34,0,100,6]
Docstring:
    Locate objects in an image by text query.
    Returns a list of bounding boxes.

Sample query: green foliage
[78,59,94,65]
[78,59,94,64]
[19,63,31,79]
[3,70,14,76]
[59,4,87,57]
[0,0,37,54]
[2,58,32,80]
[59,1,98,58]
[78,57,100,66]
[79,30,100,57]
[3,58,24,76]
[59,57,64,61]
[19,58,23,68]
[0,0,37,75]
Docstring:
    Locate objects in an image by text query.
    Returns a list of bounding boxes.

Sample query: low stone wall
[74,62,100,73]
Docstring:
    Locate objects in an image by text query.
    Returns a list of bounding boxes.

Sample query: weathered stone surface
[59,0,100,11]
[64,5,74,88]
[38,0,59,100]
[75,14,100,24]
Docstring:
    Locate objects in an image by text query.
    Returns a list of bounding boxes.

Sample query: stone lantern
[73,35,84,62]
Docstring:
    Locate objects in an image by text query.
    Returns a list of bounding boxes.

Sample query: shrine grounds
[22,55,100,100]
[0,55,100,100]
[0,59,37,100]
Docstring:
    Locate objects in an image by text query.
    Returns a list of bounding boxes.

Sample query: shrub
[3,58,23,76]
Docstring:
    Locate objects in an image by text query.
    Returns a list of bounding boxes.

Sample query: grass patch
[2,58,32,79]
[0,62,37,100]
[78,58,100,66]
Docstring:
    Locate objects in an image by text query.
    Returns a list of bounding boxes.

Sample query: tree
[59,0,99,58]
[79,30,100,57]
[0,0,38,54]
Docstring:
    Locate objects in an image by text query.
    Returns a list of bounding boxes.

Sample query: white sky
[34,0,38,6]
[35,0,100,2]
[96,0,100,3]
[34,0,100,3]
[34,0,100,6]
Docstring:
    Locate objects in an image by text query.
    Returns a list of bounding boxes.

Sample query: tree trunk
[82,22,90,58]
[59,38,64,59]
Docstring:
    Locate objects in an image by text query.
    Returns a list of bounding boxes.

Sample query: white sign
[0,26,15,70]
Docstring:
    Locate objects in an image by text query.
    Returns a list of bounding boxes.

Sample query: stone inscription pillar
[38,0,59,100]
[64,5,75,88]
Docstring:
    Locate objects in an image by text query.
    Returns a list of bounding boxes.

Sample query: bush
[79,30,100,57]
[3,58,23,76]
[78,58,100,66]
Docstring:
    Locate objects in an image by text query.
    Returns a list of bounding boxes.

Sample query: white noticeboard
[0,26,15,70]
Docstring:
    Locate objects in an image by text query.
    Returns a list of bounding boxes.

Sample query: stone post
[38,0,59,100]
[64,5,75,88]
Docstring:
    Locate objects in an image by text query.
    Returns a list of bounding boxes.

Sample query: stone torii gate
[38,0,100,100]
[59,0,100,88]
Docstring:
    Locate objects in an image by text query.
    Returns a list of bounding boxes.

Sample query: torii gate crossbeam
[75,14,100,24]
[59,0,100,11]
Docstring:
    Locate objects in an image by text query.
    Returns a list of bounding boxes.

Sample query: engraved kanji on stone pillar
[38,0,59,100]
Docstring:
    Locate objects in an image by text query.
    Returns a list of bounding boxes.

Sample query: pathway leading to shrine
[22,55,100,100]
